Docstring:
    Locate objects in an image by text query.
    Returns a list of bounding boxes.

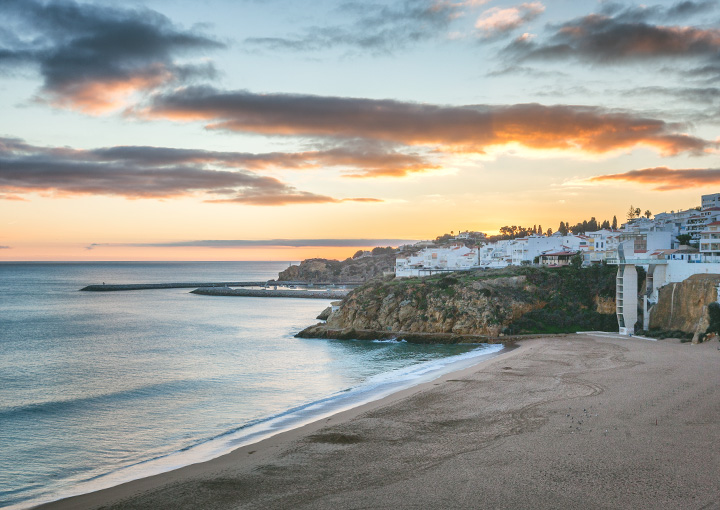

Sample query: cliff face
[277,255,395,283]
[299,265,618,341]
[649,274,720,337]
[324,274,541,337]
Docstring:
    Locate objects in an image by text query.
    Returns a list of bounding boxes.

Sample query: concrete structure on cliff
[610,240,720,335]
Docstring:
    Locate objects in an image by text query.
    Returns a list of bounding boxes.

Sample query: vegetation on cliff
[300,264,618,341]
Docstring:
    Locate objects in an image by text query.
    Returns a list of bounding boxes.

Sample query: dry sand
[37,334,720,510]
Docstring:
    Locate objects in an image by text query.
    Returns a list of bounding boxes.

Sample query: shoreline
[34,334,720,509]
[28,342,511,510]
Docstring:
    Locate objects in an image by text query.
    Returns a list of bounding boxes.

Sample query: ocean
[0,262,503,509]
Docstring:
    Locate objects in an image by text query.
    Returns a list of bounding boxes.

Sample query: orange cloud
[590,166,720,190]
[42,66,173,114]
[205,192,382,206]
[141,87,715,157]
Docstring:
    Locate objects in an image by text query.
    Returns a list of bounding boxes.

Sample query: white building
[617,230,672,253]
[395,244,479,277]
[478,240,512,268]
[509,235,570,265]
[585,230,622,264]
[680,207,720,242]
[702,192,720,210]
[700,221,720,260]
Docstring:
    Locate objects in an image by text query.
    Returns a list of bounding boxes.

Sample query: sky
[1,0,718,261]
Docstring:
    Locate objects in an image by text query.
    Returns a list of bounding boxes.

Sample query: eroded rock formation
[649,274,720,341]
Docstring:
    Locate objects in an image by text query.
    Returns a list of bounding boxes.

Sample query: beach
[36,334,720,510]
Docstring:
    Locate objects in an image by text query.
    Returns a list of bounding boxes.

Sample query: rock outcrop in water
[277,255,395,283]
[649,274,720,342]
[297,265,618,342]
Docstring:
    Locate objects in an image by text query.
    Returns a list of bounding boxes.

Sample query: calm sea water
[0,262,502,509]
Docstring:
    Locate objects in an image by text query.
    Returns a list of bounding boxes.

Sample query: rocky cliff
[298,265,618,342]
[277,255,395,283]
[649,274,720,341]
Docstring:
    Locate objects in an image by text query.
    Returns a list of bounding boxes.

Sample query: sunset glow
[1,0,717,261]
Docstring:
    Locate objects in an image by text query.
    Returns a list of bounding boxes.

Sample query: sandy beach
[36,334,720,510]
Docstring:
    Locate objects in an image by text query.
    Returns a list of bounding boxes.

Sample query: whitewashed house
[700,221,720,261]
[395,244,479,277]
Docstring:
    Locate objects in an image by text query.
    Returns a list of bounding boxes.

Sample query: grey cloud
[0,0,224,111]
[86,238,414,249]
[244,0,460,53]
[687,62,720,82]
[598,1,718,22]
[485,64,569,78]
[622,85,720,103]
[504,2,720,64]
[0,138,381,204]
[664,1,718,19]
[0,246,10,249]
[0,137,435,178]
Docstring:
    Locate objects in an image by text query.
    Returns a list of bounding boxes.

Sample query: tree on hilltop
[627,205,641,220]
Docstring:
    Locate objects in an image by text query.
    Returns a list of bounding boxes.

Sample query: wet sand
[37,334,720,510]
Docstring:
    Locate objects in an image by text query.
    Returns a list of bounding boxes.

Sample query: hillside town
[395,192,720,277]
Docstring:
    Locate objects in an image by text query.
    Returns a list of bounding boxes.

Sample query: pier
[80,282,266,291]
[190,287,349,299]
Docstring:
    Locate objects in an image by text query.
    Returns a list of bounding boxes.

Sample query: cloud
[475,2,545,39]
[0,0,223,113]
[0,137,435,179]
[243,0,467,54]
[205,192,383,206]
[621,85,720,104]
[0,246,10,249]
[664,1,718,19]
[503,3,720,65]
[0,138,381,204]
[485,64,567,78]
[86,238,415,249]
[590,166,720,190]
[139,86,715,156]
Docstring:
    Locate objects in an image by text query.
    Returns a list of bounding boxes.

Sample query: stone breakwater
[81,282,265,291]
[190,287,349,299]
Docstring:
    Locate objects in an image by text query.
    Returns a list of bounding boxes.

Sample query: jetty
[80,282,265,292]
[190,287,349,299]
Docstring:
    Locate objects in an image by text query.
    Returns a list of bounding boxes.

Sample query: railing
[606,258,668,265]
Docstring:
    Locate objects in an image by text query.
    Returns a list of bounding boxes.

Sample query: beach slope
[37,335,720,510]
